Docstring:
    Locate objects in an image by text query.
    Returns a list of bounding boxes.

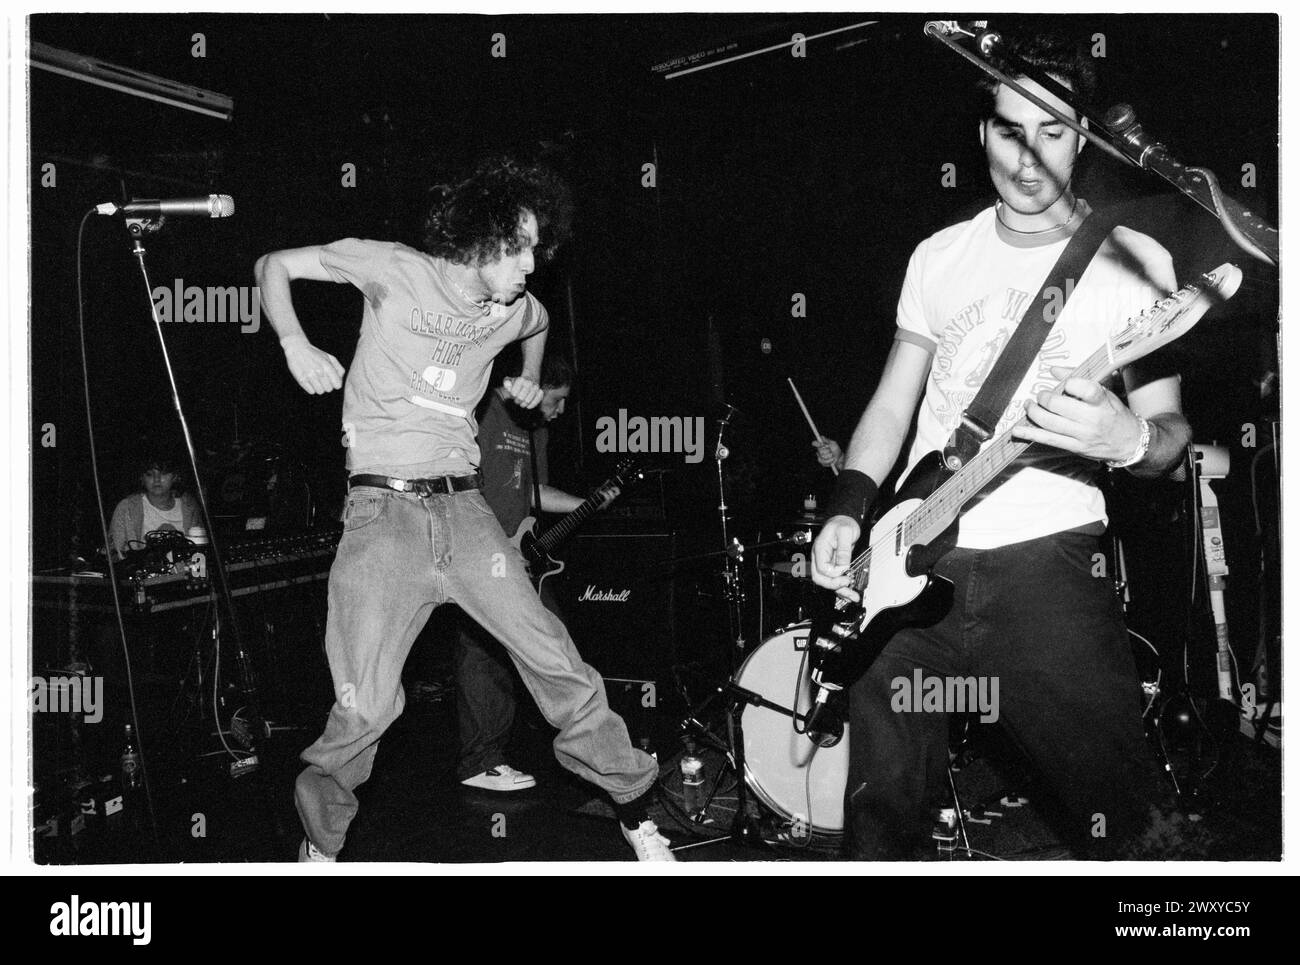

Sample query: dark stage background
[29,13,1280,697]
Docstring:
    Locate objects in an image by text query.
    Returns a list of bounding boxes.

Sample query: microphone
[1103,105,1186,180]
[803,625,852,746]
[803,674,844,747]
[923,20,978,36]
[96,195,235,218]
[923,20,1000,56]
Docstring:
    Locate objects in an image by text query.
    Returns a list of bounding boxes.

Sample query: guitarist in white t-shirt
[811,33,1191,859]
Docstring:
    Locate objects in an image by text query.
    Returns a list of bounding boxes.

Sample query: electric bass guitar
[509,458,645,589]
[804,263,1244,737]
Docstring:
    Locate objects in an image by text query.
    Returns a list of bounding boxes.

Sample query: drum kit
[733,622,850,837]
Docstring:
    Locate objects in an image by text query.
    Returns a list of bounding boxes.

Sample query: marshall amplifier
[556,532,679,746]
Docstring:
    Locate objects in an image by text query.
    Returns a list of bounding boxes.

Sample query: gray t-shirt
[319,239,548,476]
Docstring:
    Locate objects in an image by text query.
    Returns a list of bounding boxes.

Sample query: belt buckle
[411,477,451,498]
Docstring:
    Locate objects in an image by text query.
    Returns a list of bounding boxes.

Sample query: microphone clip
[124,215,166,237]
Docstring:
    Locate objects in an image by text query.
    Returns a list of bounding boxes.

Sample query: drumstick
[787,378,839,475]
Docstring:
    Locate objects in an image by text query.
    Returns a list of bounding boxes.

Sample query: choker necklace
[996,197,1080,235]
[454,285,489,311]
[446,269,491,312]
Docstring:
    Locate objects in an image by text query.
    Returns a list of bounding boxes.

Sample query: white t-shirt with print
[894,203,1176,549]
[140,494,185,538]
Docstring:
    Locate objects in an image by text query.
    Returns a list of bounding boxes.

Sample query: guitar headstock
[1106,263,1243,372]
[610,458,645,489]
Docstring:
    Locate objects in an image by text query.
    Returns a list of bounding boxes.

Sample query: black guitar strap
[527,428,543,524]
[942,209,1119,471]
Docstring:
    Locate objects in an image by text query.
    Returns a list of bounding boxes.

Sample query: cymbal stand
[672,405,771,852]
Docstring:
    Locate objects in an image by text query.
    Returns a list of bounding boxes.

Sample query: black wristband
[825,470,878,527]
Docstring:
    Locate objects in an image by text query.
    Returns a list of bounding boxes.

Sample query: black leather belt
[348,473,481,496]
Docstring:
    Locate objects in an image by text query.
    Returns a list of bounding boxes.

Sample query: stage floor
[33,674,1281,866]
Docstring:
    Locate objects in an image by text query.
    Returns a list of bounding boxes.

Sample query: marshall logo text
[578,585,631,603]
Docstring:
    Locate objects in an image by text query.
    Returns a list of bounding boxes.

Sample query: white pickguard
[855,497,932,631]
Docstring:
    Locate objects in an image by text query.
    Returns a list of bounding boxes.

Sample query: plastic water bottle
[680,744,705,819]
[120,724,141,790]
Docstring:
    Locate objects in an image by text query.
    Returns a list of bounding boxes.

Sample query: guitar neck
[536,486,612,554]
[903,341,1117,547]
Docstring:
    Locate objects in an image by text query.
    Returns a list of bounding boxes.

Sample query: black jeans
[455,577,564,780]
[845,529,1163,859]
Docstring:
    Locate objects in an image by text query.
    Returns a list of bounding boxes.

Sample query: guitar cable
[791,644,817,847]
[1176,451,1222,789]
[1247,439,1280,738]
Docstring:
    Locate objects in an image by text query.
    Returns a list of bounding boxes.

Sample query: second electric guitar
[508,458,644,589]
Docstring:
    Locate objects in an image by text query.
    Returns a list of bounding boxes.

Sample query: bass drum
[735,622,849,836]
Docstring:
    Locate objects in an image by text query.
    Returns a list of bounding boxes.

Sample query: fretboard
[536,486,614,554]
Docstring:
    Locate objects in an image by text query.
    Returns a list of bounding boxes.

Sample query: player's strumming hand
[1012,366,1143,463]
[811,515,862,602]
[282,335,345,395]
[503,376,543,409]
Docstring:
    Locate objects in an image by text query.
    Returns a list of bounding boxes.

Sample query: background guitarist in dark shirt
[810,33,1191,859]
[457,353,616,791]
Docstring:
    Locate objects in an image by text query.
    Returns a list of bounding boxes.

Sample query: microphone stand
[714,406,744,656]
[122,215,261,766]
[923,21,1278,267]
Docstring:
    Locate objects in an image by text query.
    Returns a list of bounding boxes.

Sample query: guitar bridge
[828,623,855,644]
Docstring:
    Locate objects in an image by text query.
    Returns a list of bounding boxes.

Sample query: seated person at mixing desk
[107,453,201,559]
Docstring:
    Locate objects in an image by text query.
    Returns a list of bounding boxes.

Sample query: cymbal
[787,510,826,526]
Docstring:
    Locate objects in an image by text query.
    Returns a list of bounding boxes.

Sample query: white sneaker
[298,838,336,862]
[460,764,537,792]
[621,820,677,861]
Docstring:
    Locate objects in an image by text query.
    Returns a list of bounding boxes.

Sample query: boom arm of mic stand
[923,23,1133,167]
[923,22,1279,267]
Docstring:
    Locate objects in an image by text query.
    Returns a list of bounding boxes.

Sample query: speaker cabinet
[555,532,679,748]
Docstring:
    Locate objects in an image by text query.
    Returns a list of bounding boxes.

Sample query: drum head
[735,623,849,835]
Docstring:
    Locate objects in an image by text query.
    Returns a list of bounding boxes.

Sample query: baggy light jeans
[295,485,658,856]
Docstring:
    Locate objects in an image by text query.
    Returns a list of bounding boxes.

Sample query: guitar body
[814,452,959,685]
[510,515,565,589]
[503,460,643,590]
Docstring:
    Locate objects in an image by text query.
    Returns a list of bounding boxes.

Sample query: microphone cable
[75,207,160,843]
